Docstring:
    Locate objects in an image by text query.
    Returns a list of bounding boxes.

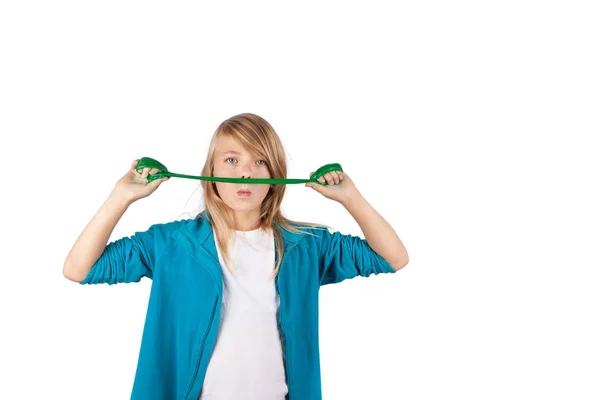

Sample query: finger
[141,168,150,179]
[329,171,340,185]
[324,172,335,185]
[132,160,142,174]
[309,171,325,183]
[149,168,162,179]
[336,171,344,180]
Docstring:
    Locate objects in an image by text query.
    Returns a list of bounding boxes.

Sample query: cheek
[212,165,225,177]
[257,185,272,199]
[214,182,231,197]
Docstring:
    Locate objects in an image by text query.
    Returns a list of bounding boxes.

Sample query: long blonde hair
[197,113,329,278]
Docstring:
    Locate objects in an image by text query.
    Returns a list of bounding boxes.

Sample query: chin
[223,199,259,211]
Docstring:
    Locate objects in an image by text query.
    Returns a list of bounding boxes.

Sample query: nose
[240,161,252,179]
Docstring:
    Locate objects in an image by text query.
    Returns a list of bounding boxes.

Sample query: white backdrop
[1,1,599,399]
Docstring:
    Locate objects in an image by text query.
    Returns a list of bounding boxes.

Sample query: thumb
[306,171,324,192]
[306,180,323,192]
[150,176,168,188]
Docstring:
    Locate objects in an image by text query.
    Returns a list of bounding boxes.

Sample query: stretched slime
[136,157,343,186]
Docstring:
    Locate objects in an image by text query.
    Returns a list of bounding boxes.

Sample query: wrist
[109,188,135,209]
[341,189,364,209]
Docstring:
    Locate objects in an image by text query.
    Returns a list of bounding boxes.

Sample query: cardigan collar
[181,210,304,260]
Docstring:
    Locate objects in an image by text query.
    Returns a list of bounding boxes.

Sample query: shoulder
[143,217,195,242]
[279,222,334,250]
[148,217,190,231]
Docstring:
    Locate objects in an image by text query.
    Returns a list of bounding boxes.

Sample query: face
[212,135,272,222]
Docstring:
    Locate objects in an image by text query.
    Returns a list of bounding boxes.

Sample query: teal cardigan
[80,211,397,399]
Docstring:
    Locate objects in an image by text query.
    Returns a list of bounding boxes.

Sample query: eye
[256,160,267,166]
[226,157,237,164]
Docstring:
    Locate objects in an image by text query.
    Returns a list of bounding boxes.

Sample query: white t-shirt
[199,227,288,400]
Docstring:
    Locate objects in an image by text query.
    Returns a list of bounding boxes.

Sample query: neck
[231,210,262,231]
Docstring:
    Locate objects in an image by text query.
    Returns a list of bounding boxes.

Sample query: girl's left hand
[305,170,359,204]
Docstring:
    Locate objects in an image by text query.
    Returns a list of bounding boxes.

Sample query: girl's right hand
[113,159,169,204]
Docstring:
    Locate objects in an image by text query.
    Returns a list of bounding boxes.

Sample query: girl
[63,113,409,400]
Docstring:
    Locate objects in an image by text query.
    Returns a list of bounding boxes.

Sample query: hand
[305,170,359,204]
[113,159,169,204]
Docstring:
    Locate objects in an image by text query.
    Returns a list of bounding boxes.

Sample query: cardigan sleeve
[79,223,162,285]
[317,228,397,286]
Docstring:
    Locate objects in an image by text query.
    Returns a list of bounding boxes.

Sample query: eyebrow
[222,149,264,159]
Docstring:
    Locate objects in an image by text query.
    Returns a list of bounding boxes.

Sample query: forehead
[217,135,252,155]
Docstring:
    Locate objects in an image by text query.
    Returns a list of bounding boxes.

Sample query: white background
[1,1,599,399]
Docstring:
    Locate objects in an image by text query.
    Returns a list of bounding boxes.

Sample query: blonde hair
[197,113,329,279]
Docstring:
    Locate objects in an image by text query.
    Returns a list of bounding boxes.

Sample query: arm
[307,168,409,285]
[63,158,169,284]
[306,169,409,273]
[317,191,408,286]
[63,189,132,283]
[341,191,409,271]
